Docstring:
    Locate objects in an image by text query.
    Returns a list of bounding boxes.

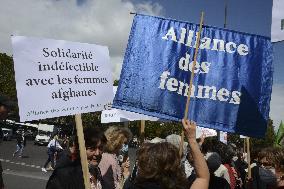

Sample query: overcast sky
[0,0,283,130]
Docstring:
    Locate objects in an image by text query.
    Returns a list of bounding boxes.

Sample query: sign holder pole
[246,137,251,179]
[140,120,145,145]
[243,137,246,156]
[180,12,204,157]
[75,114,91,189]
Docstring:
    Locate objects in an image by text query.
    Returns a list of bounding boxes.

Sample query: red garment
[224,164,236,189]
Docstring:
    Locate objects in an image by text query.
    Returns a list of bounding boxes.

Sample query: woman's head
[84,127,107,166]
[258,147,275,168]
[136,142,188,189]
[67,127,107,166]
[104,126,132,154]
[256,147,284,169]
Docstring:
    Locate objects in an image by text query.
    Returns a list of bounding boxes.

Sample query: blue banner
[113,14,273,138]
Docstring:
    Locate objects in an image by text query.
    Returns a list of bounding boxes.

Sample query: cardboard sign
[12,36,113,121]
[271,0,284,42]
[219,131,228,144]
[240,135,247,138]
[101,87,159,123]
[196,126,217,139]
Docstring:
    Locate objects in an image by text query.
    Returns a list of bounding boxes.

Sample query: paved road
[1,140,52,189]
[0,140,137,189]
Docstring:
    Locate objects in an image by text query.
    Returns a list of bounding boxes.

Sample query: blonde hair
[104,126,132,153]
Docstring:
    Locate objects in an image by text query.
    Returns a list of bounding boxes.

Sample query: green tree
[0,53,19,120]
[228,118,276,149]
[251,118,275,149]
[144,121,182,139]
[0,53,16,98]
[274,121,284,147]
[113,80,119,86]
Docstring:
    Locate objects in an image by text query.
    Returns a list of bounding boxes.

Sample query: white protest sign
[196,126,217,139]
[101,86,159,123]
[271,0,284,42]
[12,36,113,122]
[101,110,159,123]
[219,131,228,144]
[240,135,247,138]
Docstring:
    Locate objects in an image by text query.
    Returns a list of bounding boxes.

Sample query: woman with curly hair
[124,119,209,189]
[99,126,132,189]
[134,142,189,189]
[251,147,284,189]
[250,147,284,189]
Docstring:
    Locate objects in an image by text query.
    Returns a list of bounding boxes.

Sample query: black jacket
[46,150,84,189]
[123,180,163,189]
[0,161,3,188]
[124,179,190,189]
[208,174,231,189]
[16,134,26,146]
[250,164,277,189]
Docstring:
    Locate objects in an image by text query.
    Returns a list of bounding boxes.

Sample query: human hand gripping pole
[121,157,130,178]
[182,120,197,140]
[120,157,130,189]
[182,119,209,189]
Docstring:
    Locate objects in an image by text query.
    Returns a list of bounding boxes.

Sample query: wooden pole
[183,12,204,119]
[180,12,204,157]
[140,120,145,145]
[75,114,91,189]
[243,138,246,156]
[246,137,251,179]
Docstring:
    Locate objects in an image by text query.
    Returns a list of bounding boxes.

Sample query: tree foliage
[228,118,276,149]
[144,121,182,139]
[113,79,119,86]
[0,53,19,120]
[0,53,17,98]
[250,118,275,148]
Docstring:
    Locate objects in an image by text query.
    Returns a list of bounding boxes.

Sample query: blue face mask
[121,144,128,155]
[118,144,129,163]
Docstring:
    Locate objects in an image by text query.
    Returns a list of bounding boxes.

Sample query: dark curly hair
[135,142,189,189]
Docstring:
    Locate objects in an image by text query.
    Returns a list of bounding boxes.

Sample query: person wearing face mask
[118,143,129,164]
[99,126,132,189]
[249,148,278,189]
[46,127,107,189]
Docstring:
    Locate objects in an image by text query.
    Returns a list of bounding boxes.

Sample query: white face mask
[269,168,276,174]
[261,165,276,174]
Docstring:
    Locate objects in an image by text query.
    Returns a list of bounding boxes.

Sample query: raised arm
[182,119,209,189]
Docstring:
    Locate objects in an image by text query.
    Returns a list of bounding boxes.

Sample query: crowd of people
[42,119,284,189]
[1,94,284,189]
[45,119,210,189]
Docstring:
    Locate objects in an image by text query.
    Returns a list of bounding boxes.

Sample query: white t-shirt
[47,139,63,150]
[214,164,230,184]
